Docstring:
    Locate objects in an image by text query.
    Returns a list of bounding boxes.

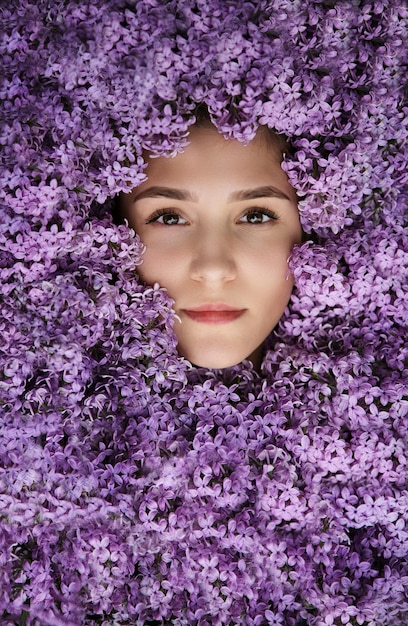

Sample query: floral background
[0,0,407,624]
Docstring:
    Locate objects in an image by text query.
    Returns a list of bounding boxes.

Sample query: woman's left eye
[238,209,279,224]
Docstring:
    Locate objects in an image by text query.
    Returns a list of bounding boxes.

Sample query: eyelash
[145,208,185,225]
[240,207,279,224]
[145,207,280,225]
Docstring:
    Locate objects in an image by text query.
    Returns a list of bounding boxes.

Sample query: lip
[182,304,246,324]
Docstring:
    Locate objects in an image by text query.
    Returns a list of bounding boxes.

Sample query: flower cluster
[1,1,407,625]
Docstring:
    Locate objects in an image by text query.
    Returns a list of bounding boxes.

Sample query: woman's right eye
[146,210,188,225]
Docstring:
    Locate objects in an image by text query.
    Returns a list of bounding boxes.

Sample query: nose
[189,229,237,284]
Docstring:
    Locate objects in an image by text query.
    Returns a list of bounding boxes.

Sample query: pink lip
[182,304,246,324]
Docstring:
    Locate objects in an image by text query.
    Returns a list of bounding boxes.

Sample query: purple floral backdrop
[1,1,407,625]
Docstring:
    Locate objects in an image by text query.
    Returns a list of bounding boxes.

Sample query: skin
[119,126,302,370]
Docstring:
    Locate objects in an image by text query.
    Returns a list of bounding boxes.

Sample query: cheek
[263,274,292,310]
[254,251,294,315]
[137,244,183,293]
[249,241,291,280]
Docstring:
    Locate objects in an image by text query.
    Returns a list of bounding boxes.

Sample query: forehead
[142,127,286,190]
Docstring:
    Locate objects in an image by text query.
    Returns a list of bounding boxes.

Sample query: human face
[120,127,302,369]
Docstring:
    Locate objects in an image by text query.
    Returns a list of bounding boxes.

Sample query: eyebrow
[133,184,291,203]
[229,185,291,202]
[133,186,198,202]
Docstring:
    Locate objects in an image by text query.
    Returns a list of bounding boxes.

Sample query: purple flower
[0,0,407,624]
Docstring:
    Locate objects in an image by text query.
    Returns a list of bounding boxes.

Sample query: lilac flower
[0,0,407,624]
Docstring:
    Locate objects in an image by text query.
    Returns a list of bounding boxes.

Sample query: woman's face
[120,127,302,369]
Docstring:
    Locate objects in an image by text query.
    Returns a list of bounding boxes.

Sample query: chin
[179,349,239,369]
[195,359,241,370]
[180,347,262,370]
